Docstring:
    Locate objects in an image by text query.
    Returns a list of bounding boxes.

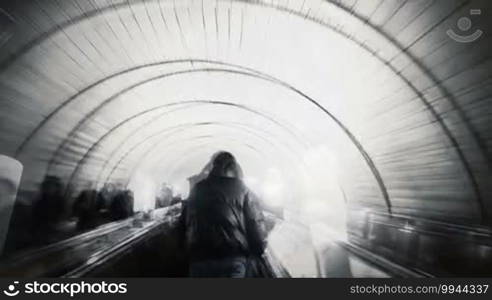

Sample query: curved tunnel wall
[0,0,491,234]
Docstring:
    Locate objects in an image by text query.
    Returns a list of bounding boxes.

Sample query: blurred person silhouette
[110,190,134,221]
[155,183,173,208]
[73,189,102,231]
[179,151,268,277]
[95,184,116,223]
[31,176,65,243]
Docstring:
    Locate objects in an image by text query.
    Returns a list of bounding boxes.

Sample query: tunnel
[0,0,491,278]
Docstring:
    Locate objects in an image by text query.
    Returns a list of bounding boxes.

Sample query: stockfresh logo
[2,281,127,297]
[3,281,20,297]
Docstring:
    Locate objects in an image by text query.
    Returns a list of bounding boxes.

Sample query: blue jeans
[189,256,247,278]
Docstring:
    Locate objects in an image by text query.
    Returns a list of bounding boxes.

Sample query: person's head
[41,176,63,197]
[210,151,242,178]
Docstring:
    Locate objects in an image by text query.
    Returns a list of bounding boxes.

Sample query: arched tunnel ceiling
[0,0,491,224]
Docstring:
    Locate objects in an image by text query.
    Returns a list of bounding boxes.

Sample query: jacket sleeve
[243,190,267,256]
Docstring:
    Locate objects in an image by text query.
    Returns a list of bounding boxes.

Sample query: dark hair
[210,151,242,178]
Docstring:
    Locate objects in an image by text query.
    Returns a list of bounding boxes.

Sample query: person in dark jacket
[181,151,267,277]
[109,190,134,221]
[31,176,65,239]
[73,189,101,231]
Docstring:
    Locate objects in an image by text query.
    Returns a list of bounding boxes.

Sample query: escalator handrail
[62,217,175,278]
[0,219,133,266]
[364,211,492,237]
[340,239,434,278]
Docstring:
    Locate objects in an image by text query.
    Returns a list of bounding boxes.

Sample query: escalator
[0,204,291,278]
[0,206,185,277]
[0,204,436,278]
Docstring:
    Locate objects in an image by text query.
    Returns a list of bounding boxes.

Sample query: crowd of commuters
[4,177,137,252]
[72,184,135,231]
